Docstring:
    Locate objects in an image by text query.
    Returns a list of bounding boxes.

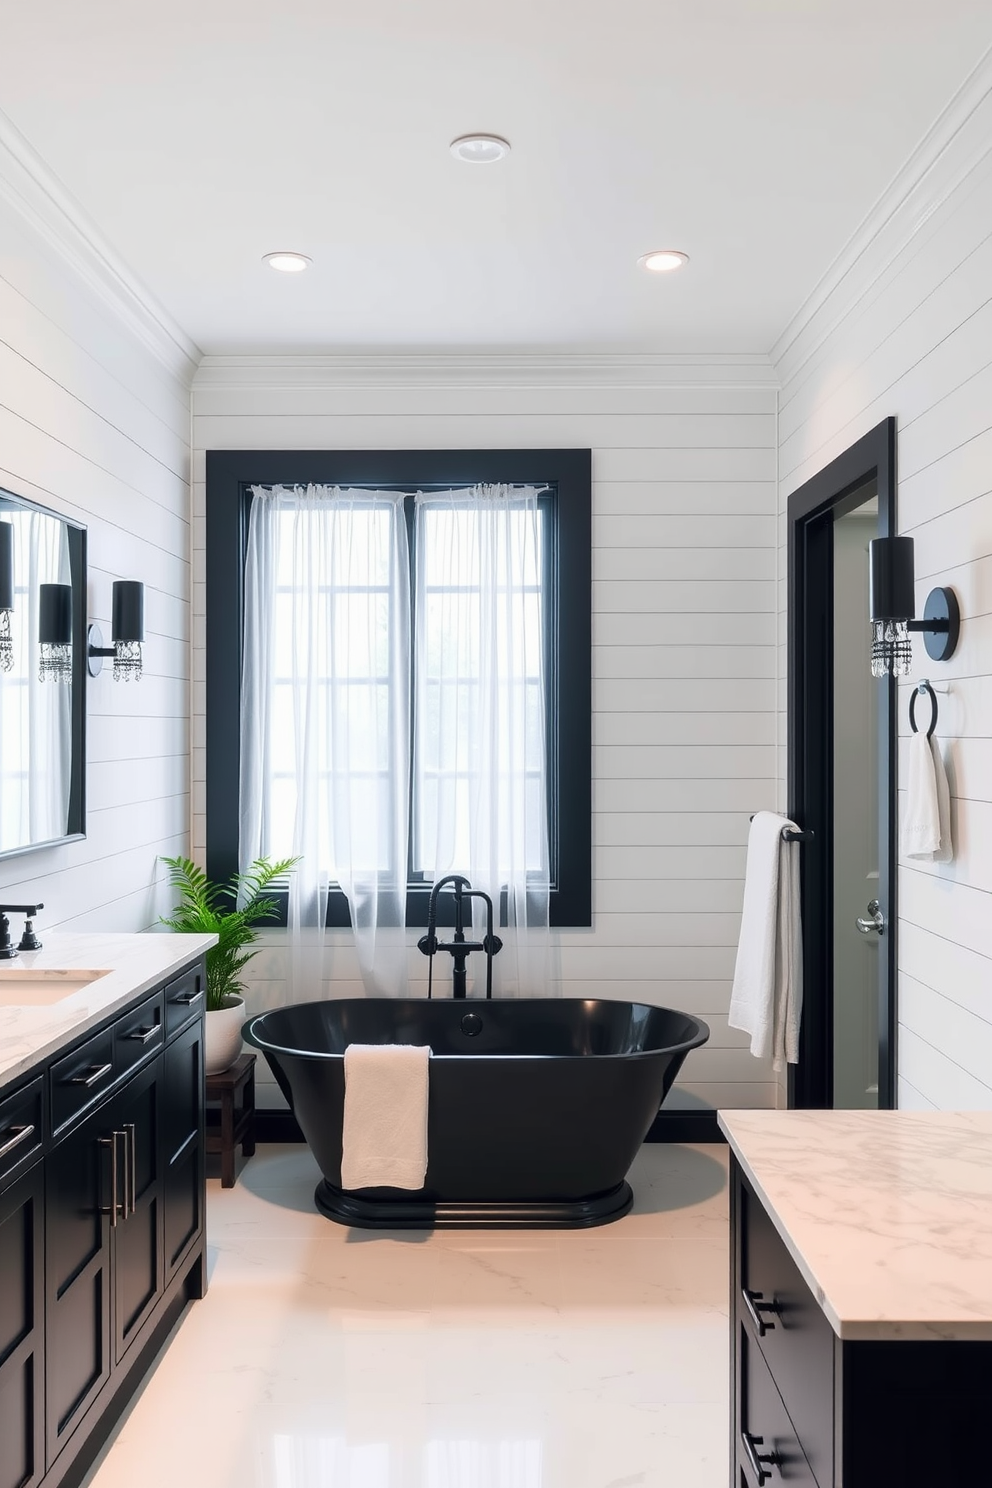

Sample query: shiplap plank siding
[191,373,778,1111]
[775,85,992,1109]
[0,193,191,930]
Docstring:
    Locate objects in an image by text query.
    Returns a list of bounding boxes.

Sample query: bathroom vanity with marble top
[0,932,215,1488]
[721,1109,992,1488]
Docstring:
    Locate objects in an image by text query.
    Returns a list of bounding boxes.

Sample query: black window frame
[204,449,591,927]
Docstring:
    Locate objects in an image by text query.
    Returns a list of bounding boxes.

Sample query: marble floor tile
[85,1143,730,1488]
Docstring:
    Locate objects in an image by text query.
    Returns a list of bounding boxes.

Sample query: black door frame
[787,417,897,1110]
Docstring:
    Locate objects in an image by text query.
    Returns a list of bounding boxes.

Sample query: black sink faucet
[417,875,502,999]
[0,903,44,959]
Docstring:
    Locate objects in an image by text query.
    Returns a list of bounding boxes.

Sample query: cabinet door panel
[46,1111,112,1465]
[0,1165,44,1488]
[113,1061,163,1362]
[163,1020,204,1281]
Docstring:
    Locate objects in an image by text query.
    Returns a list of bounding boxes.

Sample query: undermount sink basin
[0,969,111,1008]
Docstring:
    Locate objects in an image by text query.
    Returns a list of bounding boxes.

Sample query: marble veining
[86,1142,731,1488]
[0,931,216,1089]
[720,1108,992,1341]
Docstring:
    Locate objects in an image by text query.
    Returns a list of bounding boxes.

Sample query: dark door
[111,1059,164,1363]
[45,1105,114,1467]
[162,1019,204,1285]
[0,1163,45,1488]
[788,419,897,1109]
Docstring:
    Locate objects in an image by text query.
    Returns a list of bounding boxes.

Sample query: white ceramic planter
[205,994,246,1075]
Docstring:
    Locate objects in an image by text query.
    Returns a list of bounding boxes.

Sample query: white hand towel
[728,812,803,1072]
[902,731,941,858]
[340,1043,430,1191]
[931,736,953,863]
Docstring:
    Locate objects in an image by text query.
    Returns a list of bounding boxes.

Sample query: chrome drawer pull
[64,1061,112,1089]
[0,1122,35,1159]
[172,989,202,1008]
[99,1132,125,1227]
[127,1023,161,1044]
[741,1431,780,1485]
[742,1287,780,1337]
[124,1122,136,1216]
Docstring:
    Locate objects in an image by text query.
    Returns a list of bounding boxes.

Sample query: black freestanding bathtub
[243,997,709,1228]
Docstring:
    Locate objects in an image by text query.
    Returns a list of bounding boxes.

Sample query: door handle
[123,1122,136,1216]
[856,900,885,935]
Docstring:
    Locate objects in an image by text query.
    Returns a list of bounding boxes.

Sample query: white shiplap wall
[774,65,992,1109]
[191,359,779,1112]
[0,167,195,930]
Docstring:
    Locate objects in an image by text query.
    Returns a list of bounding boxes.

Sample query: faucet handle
[18,915,42,952]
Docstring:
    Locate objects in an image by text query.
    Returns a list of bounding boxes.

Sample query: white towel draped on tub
[340,1044,430,1191]
[728,811,803,1072]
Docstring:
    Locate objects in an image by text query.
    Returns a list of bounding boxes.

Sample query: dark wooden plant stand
[206,1053,256,1187]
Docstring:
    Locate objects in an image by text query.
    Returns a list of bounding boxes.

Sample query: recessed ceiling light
[638,250,689,273]
[262,251,312,273]
[450,134,511,164]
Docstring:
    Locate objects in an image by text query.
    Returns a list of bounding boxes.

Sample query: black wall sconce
[88,580,144,681]
[868,536,960,678]
[0,522,13,673]
[39,582,73,683]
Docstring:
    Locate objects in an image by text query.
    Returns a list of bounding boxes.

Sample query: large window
[205,450,591,927]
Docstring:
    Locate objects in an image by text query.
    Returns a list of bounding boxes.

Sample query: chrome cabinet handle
[99,1132,125,1228]
[741,1431,779,1485]
[124,1122,136,1216]
[172,989,202,1008]
[0,1122,35,1160]
[856,900,885,935]
[742,1287,779,1337]
[127,1023,161,1044]
[65,1061,113,1088]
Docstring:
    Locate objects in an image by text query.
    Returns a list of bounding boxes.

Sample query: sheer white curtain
[414,485,551,995]
[240,485,410,996]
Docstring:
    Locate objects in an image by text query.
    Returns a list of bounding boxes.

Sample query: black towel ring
[909,680,938,740]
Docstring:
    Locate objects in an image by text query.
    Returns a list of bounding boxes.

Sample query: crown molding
[192,350,777,391]
[0,107,201,387]
[772,44,992,385]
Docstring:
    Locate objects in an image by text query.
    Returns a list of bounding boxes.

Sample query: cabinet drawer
[0,1077,43,1190]
[50,1027,116,1133]
[741,1183,833,1488]
[114,991,165,1078]
[163,966,204,1038]
[740,1327,818,1487]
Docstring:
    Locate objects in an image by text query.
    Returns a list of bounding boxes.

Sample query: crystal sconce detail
[868,537,960,678]
[88,580,144,681]
[39,582,73,683]
[0,522,13,673]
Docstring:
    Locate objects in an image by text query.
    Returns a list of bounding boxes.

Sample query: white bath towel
[728,812,803,1072]
[340,1043,430,1191]
[902,731,941,858]
[931,737,953,863]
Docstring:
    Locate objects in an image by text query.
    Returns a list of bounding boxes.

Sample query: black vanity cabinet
[731,1157,992,1488]
[1,956,207,1488]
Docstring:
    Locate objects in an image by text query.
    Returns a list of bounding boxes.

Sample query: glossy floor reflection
[87,1142,730,1488]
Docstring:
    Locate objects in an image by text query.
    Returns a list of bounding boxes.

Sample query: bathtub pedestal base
[315,1179,634,1229]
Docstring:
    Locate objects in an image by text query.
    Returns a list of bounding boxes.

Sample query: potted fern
[160,854,298,1074]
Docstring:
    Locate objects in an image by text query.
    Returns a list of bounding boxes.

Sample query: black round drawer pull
[742,1286,780,1336]
[742,1431,780,1485]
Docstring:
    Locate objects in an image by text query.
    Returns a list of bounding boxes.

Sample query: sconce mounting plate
[920,586,960,662]
[87,623,115,677]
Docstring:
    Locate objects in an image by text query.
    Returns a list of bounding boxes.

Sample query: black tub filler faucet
[417,875,502,1000]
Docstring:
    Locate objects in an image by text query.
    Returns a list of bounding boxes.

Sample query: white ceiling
[3,0,991,355]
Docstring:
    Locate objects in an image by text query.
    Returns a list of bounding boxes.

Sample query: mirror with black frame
[0,487,86,857]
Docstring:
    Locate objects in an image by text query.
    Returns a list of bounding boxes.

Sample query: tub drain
[460,1012,483,1037]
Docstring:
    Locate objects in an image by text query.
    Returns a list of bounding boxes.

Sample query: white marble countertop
[719,1108,992,1342]
[0,932,216,1091]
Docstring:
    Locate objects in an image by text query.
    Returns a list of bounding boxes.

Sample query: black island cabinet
[0,958,206,1488]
